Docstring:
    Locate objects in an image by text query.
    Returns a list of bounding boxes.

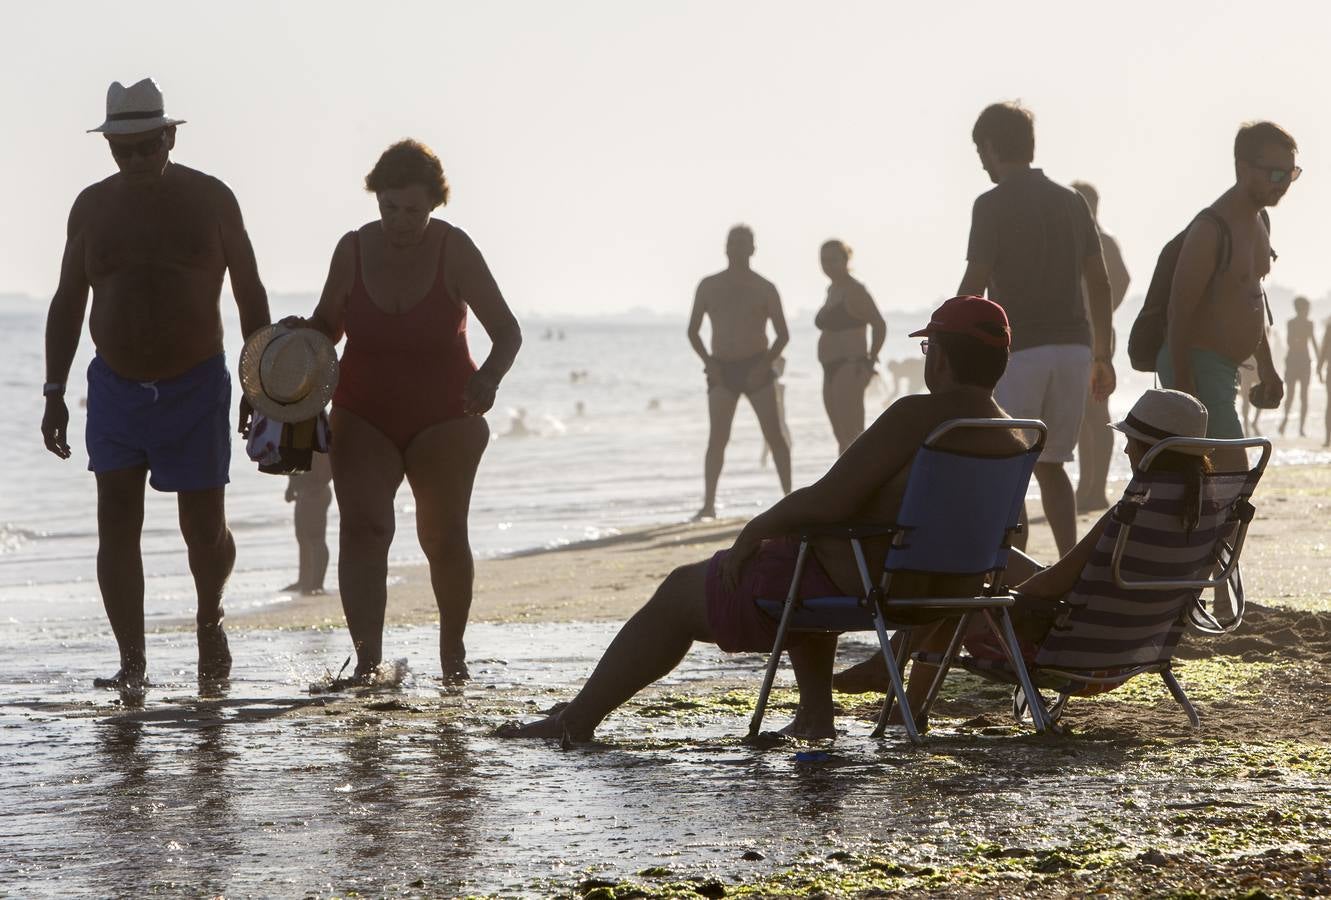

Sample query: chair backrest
[1034,463,1265,671]
[883,418,1044,577]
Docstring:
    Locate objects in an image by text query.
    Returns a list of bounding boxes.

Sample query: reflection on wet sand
[4,622,1330,896]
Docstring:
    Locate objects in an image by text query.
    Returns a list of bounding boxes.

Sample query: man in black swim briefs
[687,225,792,518]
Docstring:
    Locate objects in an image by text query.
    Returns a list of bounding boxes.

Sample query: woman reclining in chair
[499,296,1048,741]
[844,388,1216,727]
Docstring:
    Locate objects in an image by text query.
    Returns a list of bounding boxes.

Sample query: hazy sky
[3,1,1329,318]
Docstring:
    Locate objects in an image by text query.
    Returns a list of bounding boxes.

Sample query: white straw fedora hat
[88,78,186,135]
[239,325,339,423]
[1111,388,1210,455]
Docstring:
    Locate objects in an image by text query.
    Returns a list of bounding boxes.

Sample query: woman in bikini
[814,240,886,454]
[300,140,521,682]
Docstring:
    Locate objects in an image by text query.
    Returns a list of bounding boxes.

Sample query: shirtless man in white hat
[40,78,271,695]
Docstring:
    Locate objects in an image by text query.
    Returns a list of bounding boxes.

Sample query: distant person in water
[815,240,886,454]
[40,79,272,695]
[1070,181,1131,513]
[294,139,521,683]
[283,451,333,595]
[1159,121,1297,471]
[498,296,1022,742]
[687,225,792,518]
[957,102,1116,558]
[1279,296,1318,438]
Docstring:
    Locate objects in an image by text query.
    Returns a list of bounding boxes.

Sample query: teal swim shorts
[1155,346,1244,439]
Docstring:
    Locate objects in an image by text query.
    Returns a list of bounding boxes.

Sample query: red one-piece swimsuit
[332,222,478,451]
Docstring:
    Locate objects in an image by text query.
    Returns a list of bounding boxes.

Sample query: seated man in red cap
[500,296,1028,742]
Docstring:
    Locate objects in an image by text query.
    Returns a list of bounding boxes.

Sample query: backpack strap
[1195,209,1233,272]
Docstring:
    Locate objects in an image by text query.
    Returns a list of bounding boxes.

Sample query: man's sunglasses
[919,339,930,356]
[107,132,166,161]
[1249,162,1302,185]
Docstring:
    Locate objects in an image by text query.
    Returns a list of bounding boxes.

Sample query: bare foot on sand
[94,668,149,705]
[198,623,232,681]
[495,711,592,743]
[692,506,716,522]
[776,705,836,740]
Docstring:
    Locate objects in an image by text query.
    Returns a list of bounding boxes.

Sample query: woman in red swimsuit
[301,140,522,682]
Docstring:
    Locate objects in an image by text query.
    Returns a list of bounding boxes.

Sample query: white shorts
[994,344,1092,464]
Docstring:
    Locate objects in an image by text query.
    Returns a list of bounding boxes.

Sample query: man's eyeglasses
[108,132,166,161]
[919,339,930,356]
[1249,162,1302,185]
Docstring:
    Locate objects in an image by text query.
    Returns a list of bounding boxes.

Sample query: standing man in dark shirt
[41,79,271,695]
[958,102,1115,556]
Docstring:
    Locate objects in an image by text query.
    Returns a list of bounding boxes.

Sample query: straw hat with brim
[88,78,186,135]
[239,325,339,423]
[1111,388,1210,456]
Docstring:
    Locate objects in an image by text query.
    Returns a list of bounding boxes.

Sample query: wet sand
[5,465,1331,897]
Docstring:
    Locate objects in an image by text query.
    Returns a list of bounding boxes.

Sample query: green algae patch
[632,688,799,720]
[1088,655,1280,706]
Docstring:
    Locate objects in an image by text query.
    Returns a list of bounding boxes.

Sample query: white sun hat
[1111,388,1210,455]
[239,325,340,423]
[88,78,186,135]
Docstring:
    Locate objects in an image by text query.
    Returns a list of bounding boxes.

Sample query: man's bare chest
[85,197,223,280]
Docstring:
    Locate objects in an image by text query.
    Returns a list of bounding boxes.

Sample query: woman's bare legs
[823,362,869,455]
[403,416,490,680]
[330,408,405,676]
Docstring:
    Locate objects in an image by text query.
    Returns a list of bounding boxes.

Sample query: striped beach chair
[916,435,1271,729]
[748,418,1049,744]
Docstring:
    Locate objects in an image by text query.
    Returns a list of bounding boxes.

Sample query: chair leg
[986,608,1049,733]
[871,613,920,743]
[917,613,970,726]
[748,543,809,739]
[1160,667,1200,728]
[875,627,911,727]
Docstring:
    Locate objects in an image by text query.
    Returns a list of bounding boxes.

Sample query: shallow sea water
[4,623,1326,898]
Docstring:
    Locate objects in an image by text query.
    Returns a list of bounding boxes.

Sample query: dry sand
[238,462,1331,632]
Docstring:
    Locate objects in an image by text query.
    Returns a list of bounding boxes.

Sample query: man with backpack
[958,102,1116,557]
[1134,121,1297,470]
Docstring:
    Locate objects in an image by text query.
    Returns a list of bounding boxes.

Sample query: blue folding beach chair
[747,418,1049,744]
[913,435,1271,730]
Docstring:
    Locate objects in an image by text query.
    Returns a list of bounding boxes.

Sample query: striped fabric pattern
[1033,471,1258,670]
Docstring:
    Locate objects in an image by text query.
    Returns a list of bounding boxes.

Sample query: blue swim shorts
[86,353,232,492]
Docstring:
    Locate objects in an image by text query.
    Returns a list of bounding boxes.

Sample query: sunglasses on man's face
[108,132,166,161]
[919,339,930,356]
[1249,162,1302,185]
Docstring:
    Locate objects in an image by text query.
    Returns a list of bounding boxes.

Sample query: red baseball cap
[908,295,1011,349]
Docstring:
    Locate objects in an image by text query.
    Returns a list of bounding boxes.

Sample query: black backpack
[1127,208,1272,373]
